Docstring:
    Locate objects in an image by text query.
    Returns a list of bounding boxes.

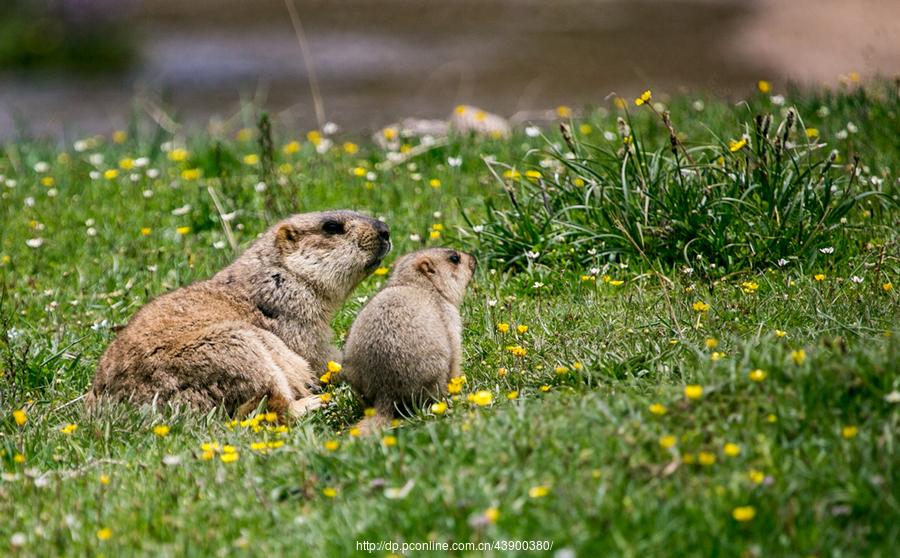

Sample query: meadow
[1,81,898,557]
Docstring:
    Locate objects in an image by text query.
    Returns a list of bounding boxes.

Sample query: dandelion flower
[710,352,725,361]
[140,227,152,236]
[13,409,27,426]
[757,80,771,93]
[181,168,201,181]
[153,425,170,437]
[14,454,26,463]
[506,391,518,400]
[723,443,741,457]
[429,178,441,189]
[692,301,710,313]
[659,435,677,449]
[774,329,787,338]
[96,528,113,541]
[176,226,191,236]
[556,105,572,118]
[497,367,508,377]
[60,423,78,434]
[516,324,529,334]
[748,469,765,485]
[608,279,624,286]
[732,506,756,522]
[649,403,667,416]
[883,282,894,292]
[364,407,377,418]
[382,435,397,447]
[748,369,767,382]
[684,385,703,400]
[327,361,342,373]
[791,349,806,365]
[220,452,239,463]
[99,474,111,485]
[554,366,569,375]
[320,393,332,403]
[243,154,260,166]
[841,426,858,439]
[728,138,748,152]
[741,281,759,294]
[431,402,448,414]
[168,148,189,162]
[468,390,493,406]
[698,451,716,465]
[324,440,340,451]
[447,376,466,394]
[283,141,301,155]
[634,90,652,106]
[322,487,338,498]
[496,323,510,333]
[103,169,118,180]
[805,128,820,139]
[528,485,550,498]
[343,142,359,154]
[705,338,718,349]
[429,230,441,240]
[484,507,500,523]
[539,385,551,392]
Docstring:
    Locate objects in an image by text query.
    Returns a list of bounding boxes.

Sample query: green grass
[1,82,899,557]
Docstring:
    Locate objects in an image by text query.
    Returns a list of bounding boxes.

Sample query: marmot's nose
[373,220,390,242]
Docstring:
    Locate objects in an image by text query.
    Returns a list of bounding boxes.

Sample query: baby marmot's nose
[373,219,390,242]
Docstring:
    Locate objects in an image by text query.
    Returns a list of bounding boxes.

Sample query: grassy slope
[1,85,899,557]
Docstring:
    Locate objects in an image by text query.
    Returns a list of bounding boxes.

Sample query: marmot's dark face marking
[275,210,391,296]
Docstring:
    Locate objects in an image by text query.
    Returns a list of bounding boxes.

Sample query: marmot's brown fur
[341,248,475,431]
[86,210,391,418]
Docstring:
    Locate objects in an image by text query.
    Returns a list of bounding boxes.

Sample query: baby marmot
[342,248,476,431]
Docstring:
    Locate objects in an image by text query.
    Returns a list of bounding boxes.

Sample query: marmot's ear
[275,224,301,254]
[417,257,436,275]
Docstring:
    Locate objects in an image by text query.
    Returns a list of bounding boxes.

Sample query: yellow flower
[649,403,667,416]
[767,414,778,423]
[692,301,710,313]
[502,169,521,179]
[153,425,170,437]
[283,141,301,155]
[14,454,26,463]
[41,176,56,187]
[13,409,27,426]
[467,390,493,407]
[748,469,765,485]
[684,385,703,400]
[104,169,119,180]
[220,452,239,463]
[236,128,253,142]
[264,412,277,423]
[429,230,441,240]
[447,376,466,394]
[349,427,361,437]
[506,391,518,400]
[382,435,397,447]
[723,443,741,457]
[112,130,127,143]
[327,361,342,373]
[633,90,652,106]
[524,170,542,181]
[496,323,510,333]
[60,423,78,434]
[176,226,191,236]
[883,282,894,292]
[497,367,508,377]
[732,506,756,522]
[728,138,748,152]
[757,80,771,93]
[741,281,759,294]
[168,148,189,162]
[96,528,113,541]
[429,178,442,189]
[814,274,826,282]
[484,507,500,523]
[710,352,725,362]
[306,130,323,145]
[267,440,284,449]
[140,227,152,236]
[774,329,787,338]
[572,362,583,371]
[201,442,220,453]
[698,451,716,465]
[517,325,529,334]
[364,407,377,418]
[99,474,111,485]
[581,275,595,282]
[322,487,338,498]
[791,349,806,365]
[506,345,527,357]
[748,369,767,382]
[556,105,572,118]
[554,366,569,375]
[454,105,467,115]
[119,158,135,170]
[181,168,201,181]
[528,485,550,498]
[324,440,340,451]
[841,425,858,439]
[382,127,398,141]
[319,372,333,384]
[659,435,677,449]
[320,393,332,404]
[606,279,623,287]
[431,402,448,414]
[539,385,551,392]
[243,154,260,165]
[805,128,819,139]
[579,123,592,135]
[705,338,718,349]
[343,142,359,154]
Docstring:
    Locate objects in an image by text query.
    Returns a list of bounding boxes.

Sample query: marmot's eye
[449,252,461,265]
[322,220,345,235]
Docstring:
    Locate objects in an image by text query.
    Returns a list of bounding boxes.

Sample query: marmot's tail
[355,401,394,435]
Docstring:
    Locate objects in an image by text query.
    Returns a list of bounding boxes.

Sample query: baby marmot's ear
[275,224,302,254]
[417,257,436,275]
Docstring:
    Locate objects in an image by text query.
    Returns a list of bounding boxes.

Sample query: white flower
[366,171,377,182]
[447,156,462,168]
[91,320,109,331]
[5,179,16,188]
[322,122,339,135]
[355,296,369,304]
[526,251,540,260]
[410,173,422,181]
[130,173,141,182]
[870,176,883,186]
[142,189,153,198]
[147,265,158,272]
[315,138,333,154]
[85,218,95,227]
[770,95,785,106]
[692,100,705,111]
[533,282,545,289]
[221,211,238,222]
[817,106,831,117]
[846,122,858,134]
[26,238,43,248]
[86,227,97,237]
[33,161,49,173]
[850,276,864,284]
[213,240,227,249]
[603,131,616,141]
[590,267,600,275]
[885,391,900,403]
[525,126,541,137]
[147,168,160,179]
[10,533,26,547]
[172,204,191,216]
[777,258,788,267]
[386,152,403,163]
[254,181,267,192]
[135,157,149,167]
[487,299,498,307]
[421,135,435,146]
[47,188,57,197]
[34,475,50,488]
[89,171,101,180]
[819,246,834,254]
[89,153,104,166]
[73,140,88,152]
[433,211,442,218]
[409,233,421,242]
[162,454,182,466]
[836,130,848,140]
[473,225,484,233]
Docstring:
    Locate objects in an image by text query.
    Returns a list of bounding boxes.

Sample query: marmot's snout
[371,219,392,260]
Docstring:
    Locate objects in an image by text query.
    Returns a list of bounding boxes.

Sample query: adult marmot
[86,210,391,418]
[341,248,475,431]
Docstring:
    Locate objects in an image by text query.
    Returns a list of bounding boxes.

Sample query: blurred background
[1,0,898,139]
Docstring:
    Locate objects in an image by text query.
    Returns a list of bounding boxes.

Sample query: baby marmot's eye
[322,220,345,235]
[449,252,461,265]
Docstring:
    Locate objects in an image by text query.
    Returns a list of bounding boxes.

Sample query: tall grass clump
[473,89,897,275]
